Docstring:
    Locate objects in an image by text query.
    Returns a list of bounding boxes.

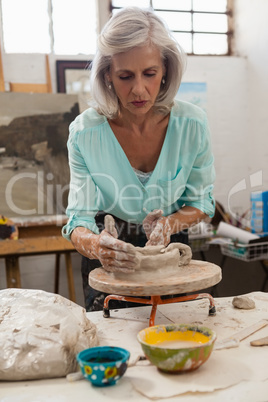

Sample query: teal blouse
[62,100,215,240]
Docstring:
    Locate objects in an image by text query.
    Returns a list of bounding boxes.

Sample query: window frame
[0,0,234,56]
[0,0,105,56]
[109,0,234,56]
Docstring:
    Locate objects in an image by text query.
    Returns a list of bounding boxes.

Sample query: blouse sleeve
[62,126,100,240]
[180,116,216,218]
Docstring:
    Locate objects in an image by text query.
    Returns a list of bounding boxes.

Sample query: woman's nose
[132,77,144,96]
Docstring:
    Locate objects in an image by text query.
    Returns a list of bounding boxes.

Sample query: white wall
[184,56,249,219]
[234,0,268,199]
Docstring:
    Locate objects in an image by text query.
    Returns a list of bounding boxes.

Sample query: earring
[162,78,166,85]
[108,84,112,90]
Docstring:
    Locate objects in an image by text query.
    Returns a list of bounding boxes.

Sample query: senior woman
[62,7,215,311]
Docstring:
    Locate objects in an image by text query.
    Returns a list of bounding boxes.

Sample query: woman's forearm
[167,206,207,235]
[70,227,99,259]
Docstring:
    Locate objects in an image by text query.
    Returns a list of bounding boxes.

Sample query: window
[1,0,233,56]
[52,0,97,55]
[2,0,51,53]
[1,0,97,55]
[110,0,233,55]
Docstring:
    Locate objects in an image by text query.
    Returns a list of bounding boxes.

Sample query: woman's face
[108,45,165,117]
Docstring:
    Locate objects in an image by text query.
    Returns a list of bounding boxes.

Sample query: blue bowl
[77,346,130,387]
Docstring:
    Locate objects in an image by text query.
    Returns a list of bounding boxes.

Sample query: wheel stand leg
[207,294,216,315]
[102,293,216,324]
[148,296,162,326]
[103,307,110,318]
[103,294,152,319]
[103,296,111,318]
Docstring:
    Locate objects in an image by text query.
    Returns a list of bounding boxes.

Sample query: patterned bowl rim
[137,323,217,349]
[77,345,130,365]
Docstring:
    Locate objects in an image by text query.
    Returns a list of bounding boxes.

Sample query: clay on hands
[143,209,163,239]
[143,210,172,246]
[102,215,192,275]
[94,214,137,273]
[98,231,137,273]
[104,214,118,238]
[146,217,172,246]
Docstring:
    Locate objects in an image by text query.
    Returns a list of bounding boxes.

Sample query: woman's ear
[105,71,111,84]
[162,59,167,79]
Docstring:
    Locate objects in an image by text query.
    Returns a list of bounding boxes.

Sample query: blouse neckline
[106,110,172,187]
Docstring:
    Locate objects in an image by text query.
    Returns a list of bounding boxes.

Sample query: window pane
[2,0,50,53]
[193,13,228,33]
[193,0,227,12]
[112,0,150,7]
[52,0,97,55]
[172,32,192,54]
[155,11,192,31]
[193,33,228,55]
[109,0,231,56]
[153,0,191,11]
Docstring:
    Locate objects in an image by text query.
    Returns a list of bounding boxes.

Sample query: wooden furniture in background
[9,55,52,93]
[0,45,52,93]
[0,217,77,302]
[0,42,5,91]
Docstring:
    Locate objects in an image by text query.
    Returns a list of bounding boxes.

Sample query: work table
[0,216,77,301]
[1,291,268,401]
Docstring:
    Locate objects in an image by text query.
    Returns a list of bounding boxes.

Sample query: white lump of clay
[0,288,98,381]
[232,295,256,310]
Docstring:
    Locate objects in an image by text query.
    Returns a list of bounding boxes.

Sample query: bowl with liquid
[137,324,216,373]
[77,346,130,386]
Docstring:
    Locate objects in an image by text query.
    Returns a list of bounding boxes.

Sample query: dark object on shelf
[249,236,268,259]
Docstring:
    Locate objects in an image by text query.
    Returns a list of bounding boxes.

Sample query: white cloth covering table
[1,291,268,401]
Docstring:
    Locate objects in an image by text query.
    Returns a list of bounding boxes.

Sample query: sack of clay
[0,288,98,381]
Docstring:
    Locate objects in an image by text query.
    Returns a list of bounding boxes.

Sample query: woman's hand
[143,206,208,246]
[96,230,137,272]
[143,209,172,246]
[146,217,172,246]
[142,209,163,239]
[71,227,137,273]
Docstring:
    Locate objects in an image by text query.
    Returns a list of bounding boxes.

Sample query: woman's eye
[145,72,156,77]
[119,76,131,80]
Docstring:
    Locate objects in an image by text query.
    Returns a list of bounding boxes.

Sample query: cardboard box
[251,191,268,236]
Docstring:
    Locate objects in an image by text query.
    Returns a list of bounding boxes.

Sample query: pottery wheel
[89,260,222,297]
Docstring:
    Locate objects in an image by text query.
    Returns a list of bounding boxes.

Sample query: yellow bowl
[137,324,216,373]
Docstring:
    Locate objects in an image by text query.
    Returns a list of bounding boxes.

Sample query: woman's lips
[131,101,147,107]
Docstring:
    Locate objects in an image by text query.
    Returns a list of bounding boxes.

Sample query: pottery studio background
[0,0,267,307]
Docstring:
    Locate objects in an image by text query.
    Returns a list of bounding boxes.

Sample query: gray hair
[89,7,186,118]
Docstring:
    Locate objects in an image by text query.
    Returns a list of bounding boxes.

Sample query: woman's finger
[142,209,163,238]
[99,233,136,254]
[104,215,118,238]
